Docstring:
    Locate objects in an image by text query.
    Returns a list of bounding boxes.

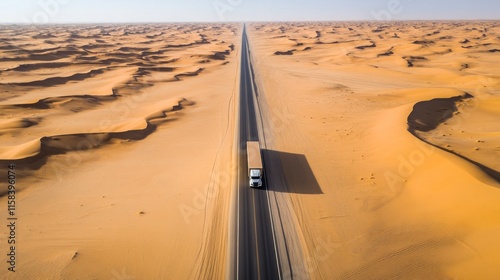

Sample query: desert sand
[0,23,240,279]
[1,20,499,280]
[247,21,500,279]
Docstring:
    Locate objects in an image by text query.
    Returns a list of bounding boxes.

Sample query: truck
[247,141,263,188]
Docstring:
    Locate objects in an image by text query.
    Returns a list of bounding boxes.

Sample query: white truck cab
[249,169,263,188]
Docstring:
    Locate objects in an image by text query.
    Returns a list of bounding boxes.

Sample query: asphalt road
[236,26,282,280]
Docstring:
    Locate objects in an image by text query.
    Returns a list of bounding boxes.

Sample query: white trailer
[247,141,263,188]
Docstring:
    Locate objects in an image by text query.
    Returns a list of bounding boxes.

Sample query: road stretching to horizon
[235,26,282,280]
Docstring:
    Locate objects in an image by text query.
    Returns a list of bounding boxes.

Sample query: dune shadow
[0,99,191,175]
[407,93,499,183]
[407,93,472,132]
[262,149,323,195]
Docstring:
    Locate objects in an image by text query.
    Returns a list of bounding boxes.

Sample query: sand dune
[0,23,240,279]
[0,117,40,129]
[173,68,204,80]
[8,68,107,87]
[408,93,473,132]
[12,94,118,110]
[409,93,500,182]
[0,98,190,161]
[6,62,72,72]
[248,21,500,279]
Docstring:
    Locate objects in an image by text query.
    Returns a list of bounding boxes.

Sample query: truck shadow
[262,149,323,194]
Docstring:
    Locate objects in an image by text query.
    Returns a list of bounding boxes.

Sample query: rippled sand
[0,23,240,279]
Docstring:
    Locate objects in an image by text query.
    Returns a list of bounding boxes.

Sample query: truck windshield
[251,176,260,179]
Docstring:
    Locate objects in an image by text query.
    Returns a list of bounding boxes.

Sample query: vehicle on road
[247,141,263,188]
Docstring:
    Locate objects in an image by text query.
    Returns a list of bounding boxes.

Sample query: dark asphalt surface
[236,26,281,280]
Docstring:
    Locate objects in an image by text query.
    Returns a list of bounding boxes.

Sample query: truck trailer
[247,141,263,188]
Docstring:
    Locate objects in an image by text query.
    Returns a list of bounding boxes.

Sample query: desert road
[234,26,282,280]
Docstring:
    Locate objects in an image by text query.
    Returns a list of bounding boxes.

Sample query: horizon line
[0,18,499,25]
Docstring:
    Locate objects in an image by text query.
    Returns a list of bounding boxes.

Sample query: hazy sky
[0,0,498,24]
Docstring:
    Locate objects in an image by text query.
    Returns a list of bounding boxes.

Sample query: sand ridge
[0,23,238,162]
